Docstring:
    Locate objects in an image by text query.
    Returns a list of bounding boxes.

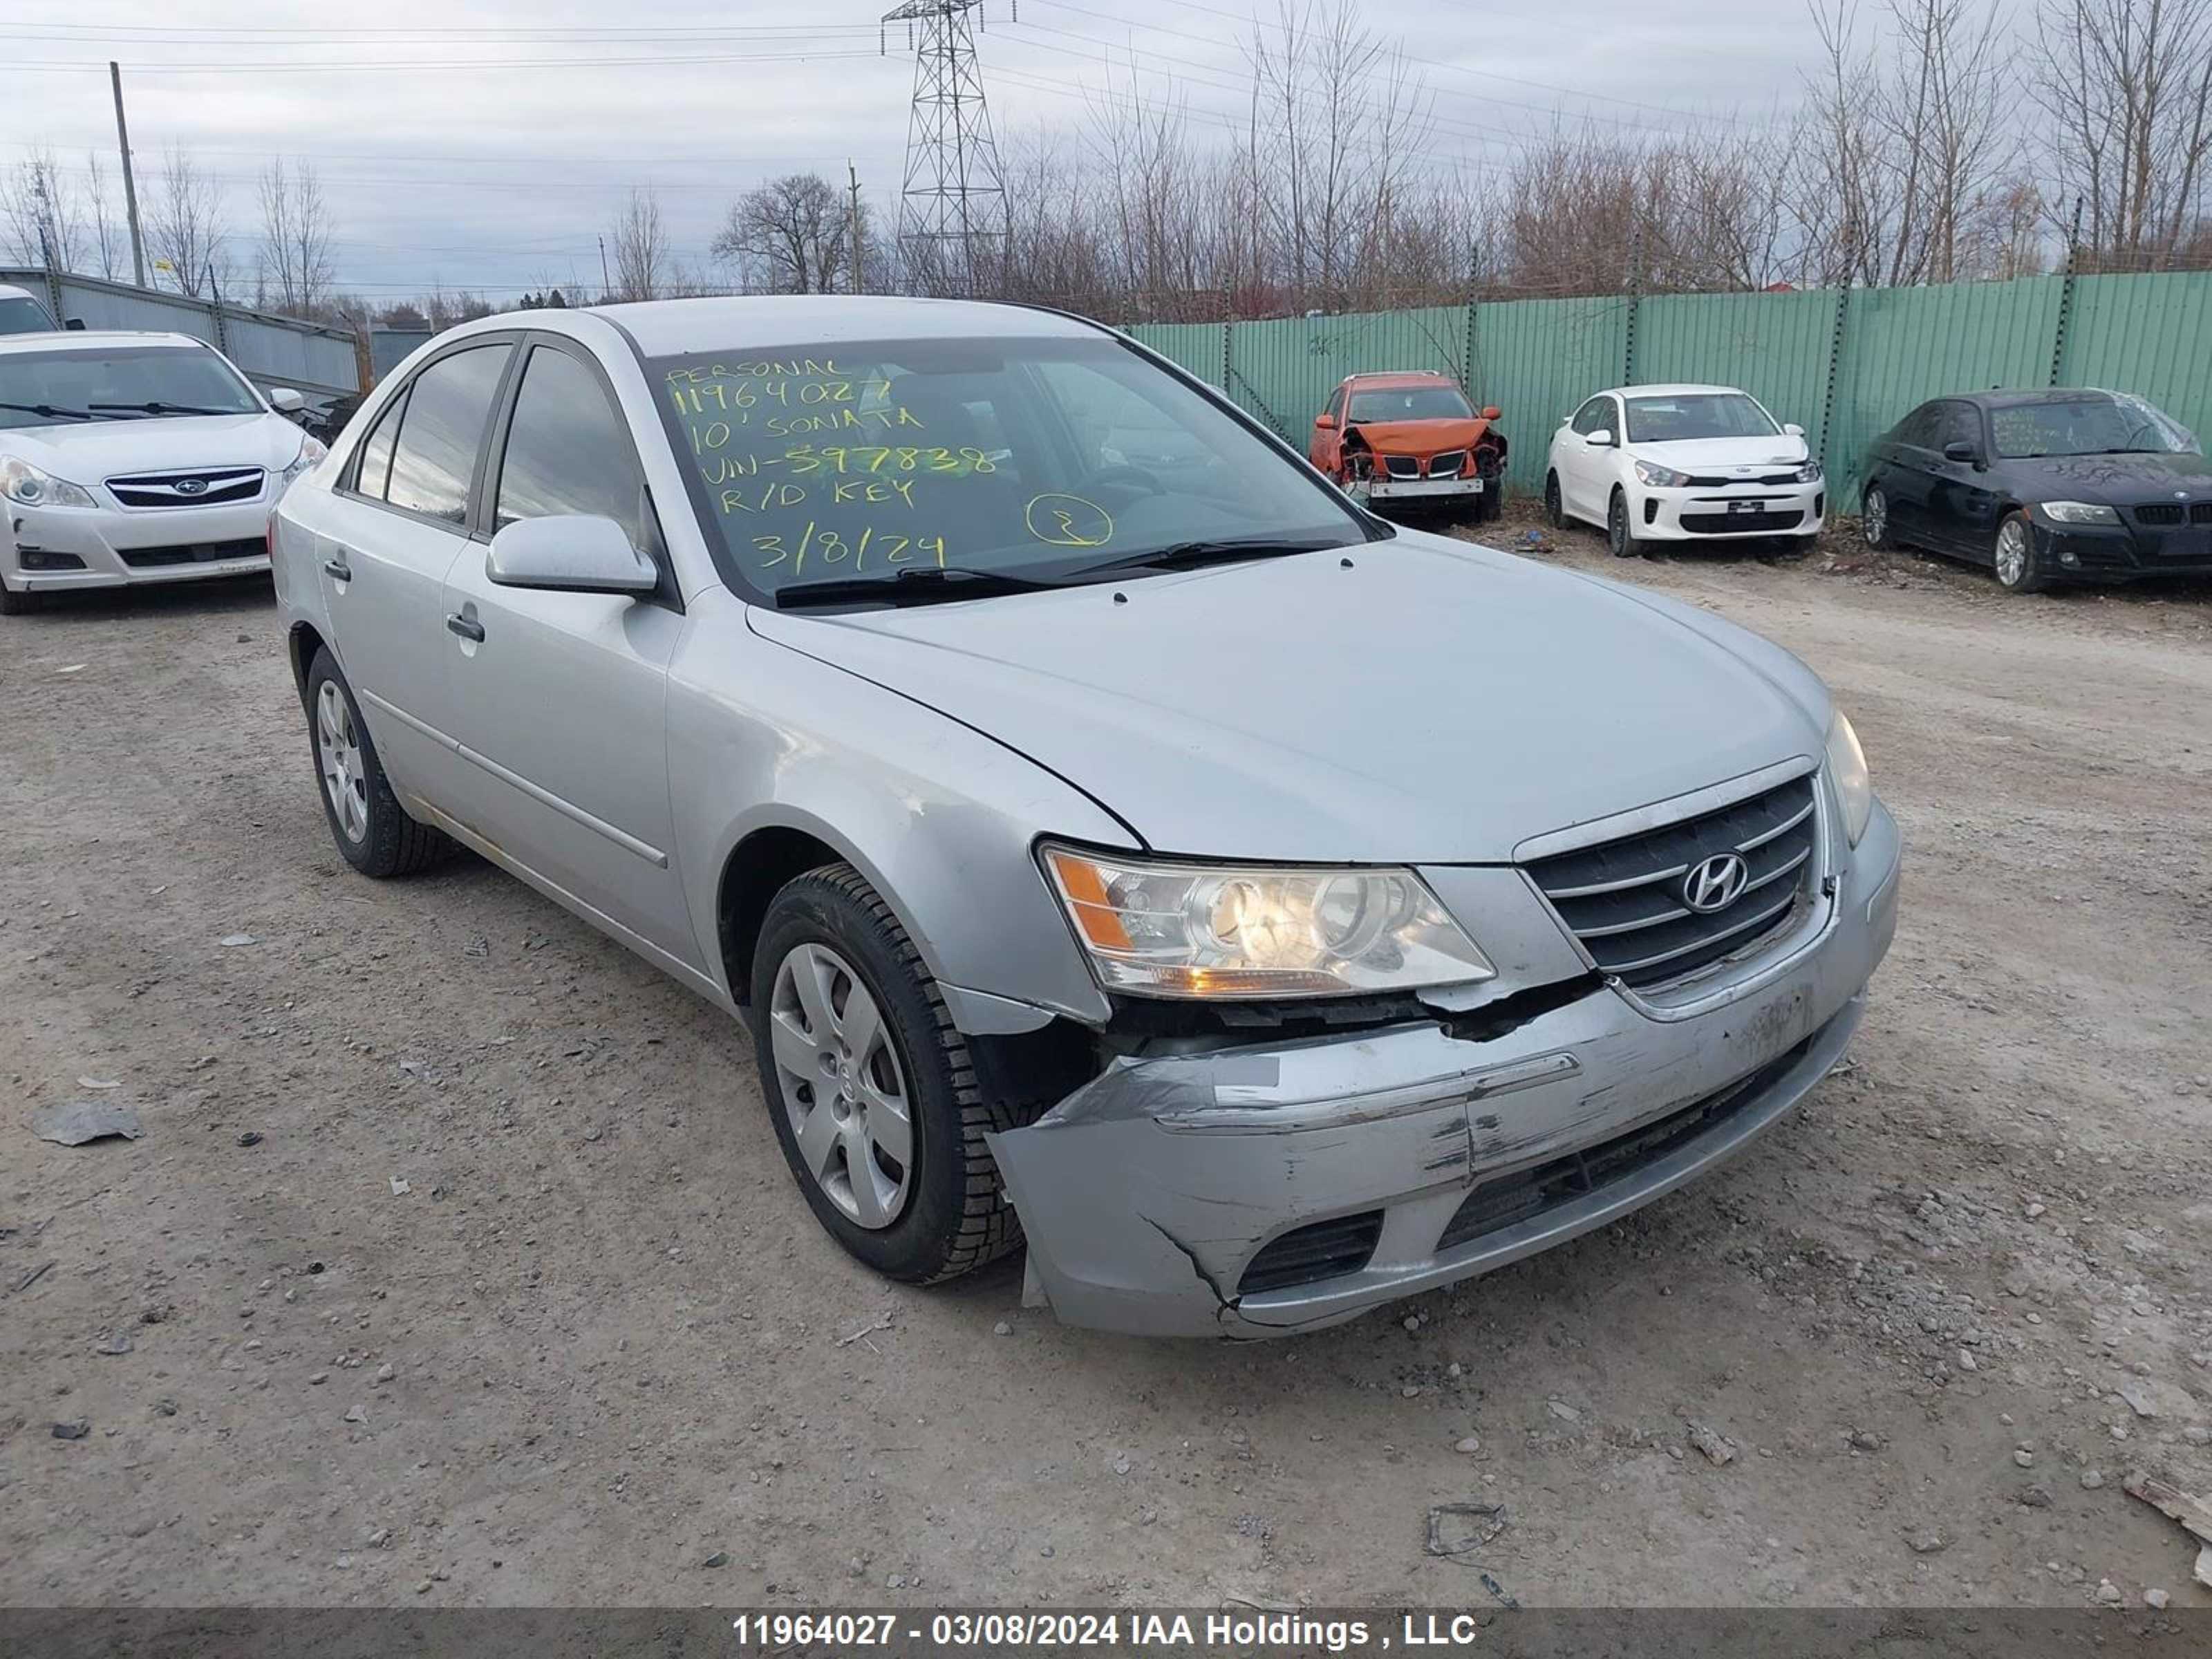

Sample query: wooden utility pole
[109,62,147,288]
[847,162,864,296]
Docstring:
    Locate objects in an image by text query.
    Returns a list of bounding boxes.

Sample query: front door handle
[323,556,352,581]
[445,612,485,643]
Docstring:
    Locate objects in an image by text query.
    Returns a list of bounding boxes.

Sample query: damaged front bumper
[989,803,1900,1338]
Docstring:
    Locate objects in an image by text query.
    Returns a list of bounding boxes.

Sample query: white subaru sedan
[1,330,326,614]
[1544,383,1824,559]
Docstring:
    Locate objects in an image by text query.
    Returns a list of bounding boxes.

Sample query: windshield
[0,344,263,429]
[1347,384,1471,422]
[1624,392,1779,443]
[0,296,57,336]
[652,335,1369,599]
[1990,393,2198,458]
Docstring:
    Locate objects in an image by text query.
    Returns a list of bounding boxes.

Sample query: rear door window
[382,344,512,525]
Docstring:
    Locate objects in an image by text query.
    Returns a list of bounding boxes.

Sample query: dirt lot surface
[3,510,2209,1611]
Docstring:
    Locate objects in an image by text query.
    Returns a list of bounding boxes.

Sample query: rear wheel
[1607,488,1644,559]
[1862,485,1893,550]
[751,863,1020,1284]
[1993,511,2048,594]
[304,649,454,877]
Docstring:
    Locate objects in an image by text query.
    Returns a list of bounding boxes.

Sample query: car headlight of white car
[279,436,328,488]
[1825,710,1873,847]
[2038,500,2118,525]
[1793,460,1824,482]
[1041,845,1496,998]
[1632,459,1691,489]
[1,455,98,509]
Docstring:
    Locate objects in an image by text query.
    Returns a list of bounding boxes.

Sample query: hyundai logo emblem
[1682,852,1750,913]
[174,478,209,496]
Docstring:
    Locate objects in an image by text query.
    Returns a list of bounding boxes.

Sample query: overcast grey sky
[8,0,1830,301]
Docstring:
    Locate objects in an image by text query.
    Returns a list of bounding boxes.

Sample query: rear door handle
[445,612,485,643]
[323,556,352,581]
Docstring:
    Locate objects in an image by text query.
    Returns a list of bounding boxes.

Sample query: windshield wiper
[0,400,95,421]
[88,400,238,416]
[1069,536,1344,579]
[774,566,1062,610]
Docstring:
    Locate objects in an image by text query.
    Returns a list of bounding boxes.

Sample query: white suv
[1,330,326,613]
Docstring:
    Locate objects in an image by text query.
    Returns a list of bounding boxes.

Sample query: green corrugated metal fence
[1127,270,2212,505]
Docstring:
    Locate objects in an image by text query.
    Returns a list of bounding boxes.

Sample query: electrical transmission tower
[882,1,1009,297]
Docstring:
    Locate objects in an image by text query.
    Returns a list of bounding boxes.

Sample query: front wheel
[1543,471,1565,529]
[1607,489,1644,559]
[0,573,39,615]
[751,863,1018,1284]
[1861,485,1894,550]
[1993,511,2048,594]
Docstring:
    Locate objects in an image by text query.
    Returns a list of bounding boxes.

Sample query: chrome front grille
[1427,451,1465,478]
[1524,774,1818,990]
[106,467,265,509]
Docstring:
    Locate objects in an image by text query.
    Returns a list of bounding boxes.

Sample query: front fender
[665,588,1127,1027]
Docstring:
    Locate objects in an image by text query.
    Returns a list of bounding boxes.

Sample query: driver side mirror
[487,514,658,596]
[267,387,306,413]
[1480,405,1501,422]
[1313,411,1336,430]
[1782,422,1804,437]
[1585,428,1615,448]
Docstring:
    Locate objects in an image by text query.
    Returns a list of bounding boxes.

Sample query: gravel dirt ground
[3,507,2209,1611]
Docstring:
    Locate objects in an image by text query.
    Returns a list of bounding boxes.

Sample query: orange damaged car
[1309,371,1506,521]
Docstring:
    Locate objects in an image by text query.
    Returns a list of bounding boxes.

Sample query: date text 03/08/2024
[729,1611,1509,1652]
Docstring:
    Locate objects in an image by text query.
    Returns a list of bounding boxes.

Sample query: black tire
[0,573,39,615]
[304,648,454,877]
[751,863,1018,1285]
[1861,483,1895,550]
[1476,470,1504,522]
[1543,471,1565,529]
[1992,510,2049,594]
[1607,487,1643,559]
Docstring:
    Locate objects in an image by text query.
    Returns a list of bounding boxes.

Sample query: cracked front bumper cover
[988,804,1899,1338]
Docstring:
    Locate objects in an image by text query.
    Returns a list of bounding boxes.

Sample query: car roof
[1943,388,2126,409]
[0,283,44,301]
[571,294,1104,357]
[1340,371,1457,388]
[0,329,212,357]
[1599,383,1747,399]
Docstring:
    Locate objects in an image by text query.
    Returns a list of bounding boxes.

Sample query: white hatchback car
[1544,383,1824,559]
[1,330,326,613]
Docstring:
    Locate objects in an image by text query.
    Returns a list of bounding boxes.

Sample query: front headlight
[1,455,97,510]
[2040,500,2118,525]
[280,436,328,488]
[1825,711,1873,847]
[1633,459,1691,488]
[1794,460,1824,483]
[1040,845,1495,999]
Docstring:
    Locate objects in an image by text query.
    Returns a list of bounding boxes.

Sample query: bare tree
[608,187,672,301]
[0,148,88,270]
[2034,0,2212,269]
[713,172,863,293]
[257,158,337,314]
[147,147,229,297]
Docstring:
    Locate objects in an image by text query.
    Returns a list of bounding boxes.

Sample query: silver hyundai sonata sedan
[270,296,1899,1338]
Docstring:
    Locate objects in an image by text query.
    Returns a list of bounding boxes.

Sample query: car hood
[3,412,303,480]
[747,532,1826,863]
[1347,416,1493,456]
[2002,449,2212,500]
[1626,433,1810,470]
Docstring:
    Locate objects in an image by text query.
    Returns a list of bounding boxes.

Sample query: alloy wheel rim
[1865,490,1886,545]
[768,941,915,1230]
[1996,522,2027,584]
[316,682,368,844]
